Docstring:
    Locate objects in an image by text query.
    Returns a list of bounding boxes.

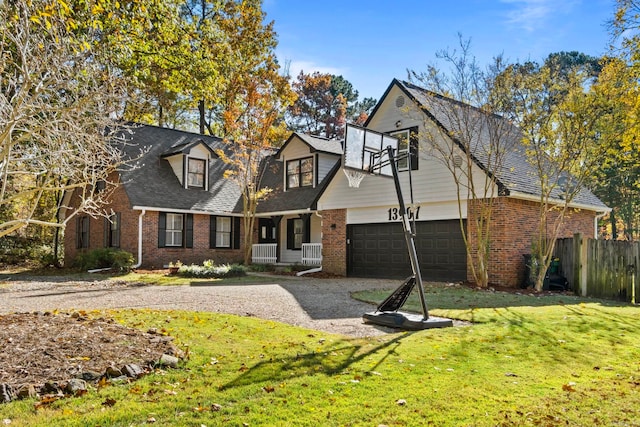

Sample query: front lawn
[2,284,639,426]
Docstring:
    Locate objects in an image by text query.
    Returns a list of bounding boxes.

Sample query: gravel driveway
[0,274,401,337]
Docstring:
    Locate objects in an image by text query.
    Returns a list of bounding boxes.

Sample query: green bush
[178,262,247,278]
[0,236,52,266]
[73,248,135,271]
[248,263,275,272]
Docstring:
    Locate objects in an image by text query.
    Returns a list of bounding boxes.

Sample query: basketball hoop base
[363,311,453,330]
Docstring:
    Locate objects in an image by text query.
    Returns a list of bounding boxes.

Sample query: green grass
[2,284,640,426]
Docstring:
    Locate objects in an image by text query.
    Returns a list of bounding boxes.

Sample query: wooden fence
[554,233,639,303]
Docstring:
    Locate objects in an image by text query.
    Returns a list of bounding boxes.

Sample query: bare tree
[407,36,515,288]
[0,0,129,239]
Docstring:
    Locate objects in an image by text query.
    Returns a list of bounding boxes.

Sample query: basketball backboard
[344,123,398,177]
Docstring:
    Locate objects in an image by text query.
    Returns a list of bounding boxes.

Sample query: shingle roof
[254,156,341,214]
[116,124,243,214]
[276,132,343,158]
[392,79,608,210]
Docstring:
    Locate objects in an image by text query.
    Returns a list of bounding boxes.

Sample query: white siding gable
[318,82,496,222]
[165,142,212,189]
[277,135,340,189]
[166,154,184,186]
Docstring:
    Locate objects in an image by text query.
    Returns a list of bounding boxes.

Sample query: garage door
[347,220,466,282]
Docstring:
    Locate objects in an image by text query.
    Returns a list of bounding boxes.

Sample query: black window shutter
[158,212,166,248]
[84,217,90,248]
[210,216,217,248]
[304,217,311,243]
[103,217,109,247]
[185,214,194,248]
[76,217,82,249]
[233,217,241,249]
[286,218,294,250]
[410,127,419,170]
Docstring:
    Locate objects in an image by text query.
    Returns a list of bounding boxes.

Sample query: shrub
[73,248,135,271]
[0,236,52,266]
[248,263,275,272]
[178,262,247,278]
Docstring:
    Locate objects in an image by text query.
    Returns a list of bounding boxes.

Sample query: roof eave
[507,191,611,213]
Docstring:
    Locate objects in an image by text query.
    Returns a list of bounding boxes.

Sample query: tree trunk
[610,208,617,240]
[198,100,206,135]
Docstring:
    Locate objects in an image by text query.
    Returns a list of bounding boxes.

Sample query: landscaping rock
[105,366,122,378]
[80,371,102,381]
[65,378,87,395]
[122,364,144,378]
[0,384,14,403]
[16,384,37,399]
[158,354,179,368]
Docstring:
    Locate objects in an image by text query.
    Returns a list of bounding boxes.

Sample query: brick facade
[63,184,244,269]
[321,209,347,276]
[467,197,596,287]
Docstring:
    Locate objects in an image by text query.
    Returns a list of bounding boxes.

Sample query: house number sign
[387,206,421,221]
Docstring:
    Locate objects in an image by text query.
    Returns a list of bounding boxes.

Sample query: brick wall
[139,212,243,269]
[63,180,138,266]
[321,209,347,275]
[63,183,244,269]
[467,197,596,287]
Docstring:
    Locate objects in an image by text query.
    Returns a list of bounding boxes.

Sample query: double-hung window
[210,216,240,249]
[286,157,313,189]
[76,216,90,249]
[390,128,418,171]
[165,213,184,247]
[104,213,121,248]
[187,158,206,188]
[215,217,231,248]
[158,212,193,248]
[287,218,304,250]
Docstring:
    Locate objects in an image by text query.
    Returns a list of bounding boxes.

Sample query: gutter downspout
[132,209,146,268]
[594,211,608,240]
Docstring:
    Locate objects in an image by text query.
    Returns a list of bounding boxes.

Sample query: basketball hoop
[343,168,366,188]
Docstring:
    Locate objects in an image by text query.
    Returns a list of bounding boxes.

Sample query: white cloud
[284,60,347,79]
[502,0,578,32]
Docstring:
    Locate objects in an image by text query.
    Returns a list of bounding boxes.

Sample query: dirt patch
[0,311,181,401]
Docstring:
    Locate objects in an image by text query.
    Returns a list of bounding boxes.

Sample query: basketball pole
[386,146,430,320]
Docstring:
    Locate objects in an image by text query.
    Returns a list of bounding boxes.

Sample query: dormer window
[187,158,206,188]
[287,157,313,189]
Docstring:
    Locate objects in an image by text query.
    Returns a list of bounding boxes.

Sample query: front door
[258,218,277,244]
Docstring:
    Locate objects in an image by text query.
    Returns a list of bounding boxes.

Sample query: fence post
[573,233,587,297]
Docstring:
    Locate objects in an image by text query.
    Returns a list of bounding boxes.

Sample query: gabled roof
[116,124,242,214]
[276,132,343,159]
[369,79,608,211]
[253,155,342,214]
[160,136,217,158]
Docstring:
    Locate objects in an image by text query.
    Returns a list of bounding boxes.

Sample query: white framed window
[165,213,184,247]
[391,129,410,170]
[187,158,206,188]
[286,157,313,189]
[216,216,231,248]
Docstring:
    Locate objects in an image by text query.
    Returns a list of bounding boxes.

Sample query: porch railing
[251,243,277,264]
[301,243,323,266]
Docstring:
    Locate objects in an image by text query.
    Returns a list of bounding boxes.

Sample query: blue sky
[263,0,616,100]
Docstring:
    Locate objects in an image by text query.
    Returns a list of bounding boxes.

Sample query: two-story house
[62,79,609,287]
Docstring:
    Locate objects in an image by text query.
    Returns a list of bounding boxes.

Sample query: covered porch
[251,212,323,266]
[251,242,322,266]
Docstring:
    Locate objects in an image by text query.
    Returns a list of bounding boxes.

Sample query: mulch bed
[0,311,181,402]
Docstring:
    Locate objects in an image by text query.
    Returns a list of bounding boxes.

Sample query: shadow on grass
[352,285,633,313]
[220,333,410,390]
